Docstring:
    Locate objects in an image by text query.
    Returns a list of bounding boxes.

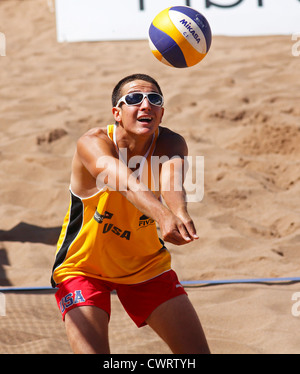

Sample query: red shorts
[54,270,187,327]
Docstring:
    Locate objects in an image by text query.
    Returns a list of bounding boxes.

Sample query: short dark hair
[111,73,163,107]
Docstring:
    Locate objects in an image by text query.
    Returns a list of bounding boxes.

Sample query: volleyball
[148,6,212,68]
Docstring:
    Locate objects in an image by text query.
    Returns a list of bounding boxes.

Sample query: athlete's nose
[140,96,152,110]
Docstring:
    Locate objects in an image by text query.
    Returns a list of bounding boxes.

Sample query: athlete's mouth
[137,116,153,123]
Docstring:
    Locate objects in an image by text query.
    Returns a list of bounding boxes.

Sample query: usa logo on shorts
[59,290,85,313]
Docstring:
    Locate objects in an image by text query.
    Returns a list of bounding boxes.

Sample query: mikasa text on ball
[149,6,212,68]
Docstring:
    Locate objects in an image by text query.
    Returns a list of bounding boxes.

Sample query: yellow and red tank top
[51,124,171,287]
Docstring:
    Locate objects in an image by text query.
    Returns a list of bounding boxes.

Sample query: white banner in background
[55,0,300,42]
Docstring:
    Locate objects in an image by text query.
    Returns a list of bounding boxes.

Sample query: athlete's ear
[112,106,122,123]
[159,107,164,124]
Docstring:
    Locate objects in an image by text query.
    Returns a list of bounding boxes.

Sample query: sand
[0,0,300,354]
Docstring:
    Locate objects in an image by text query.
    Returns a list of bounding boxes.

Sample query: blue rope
[181,276,300,287]
[0,286,54,292]
[1,277,300,292]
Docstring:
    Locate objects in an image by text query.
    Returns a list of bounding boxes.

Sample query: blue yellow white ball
[149,6,212,68]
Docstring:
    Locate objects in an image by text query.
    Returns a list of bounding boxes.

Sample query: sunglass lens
[125,93,143,105]
[148,94,163,106]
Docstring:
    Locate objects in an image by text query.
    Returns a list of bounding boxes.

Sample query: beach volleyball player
[51,74,210,354]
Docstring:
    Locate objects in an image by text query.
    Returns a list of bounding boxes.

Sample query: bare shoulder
[71,126,116,191]
[77,126,115,151]
[78,126,108,142]
[155,126,188,157]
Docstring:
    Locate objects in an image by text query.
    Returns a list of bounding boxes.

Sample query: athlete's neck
[115,124,156,159]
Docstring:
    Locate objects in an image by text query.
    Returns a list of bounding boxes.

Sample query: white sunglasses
[116,92,164,108]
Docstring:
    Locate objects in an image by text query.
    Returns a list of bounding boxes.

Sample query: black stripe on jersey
[51,193,83,287]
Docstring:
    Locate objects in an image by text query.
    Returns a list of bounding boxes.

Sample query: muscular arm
[72,128,192,245]
[157,128,199,242]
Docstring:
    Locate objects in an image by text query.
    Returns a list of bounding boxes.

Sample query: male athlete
[51,73,210,354]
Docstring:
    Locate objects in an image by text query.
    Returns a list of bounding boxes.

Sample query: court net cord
[1,276,300,292]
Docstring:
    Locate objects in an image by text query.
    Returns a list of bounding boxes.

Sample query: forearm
[96,155,170,222]
[160,157,189,218]
[162,189,188,218]
[160,163,198,241]
[122,187,170,224]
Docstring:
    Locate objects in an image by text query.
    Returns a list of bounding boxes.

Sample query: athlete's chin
[136,121,158,133]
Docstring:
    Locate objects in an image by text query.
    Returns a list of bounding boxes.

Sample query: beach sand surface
[0,0,300,354]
